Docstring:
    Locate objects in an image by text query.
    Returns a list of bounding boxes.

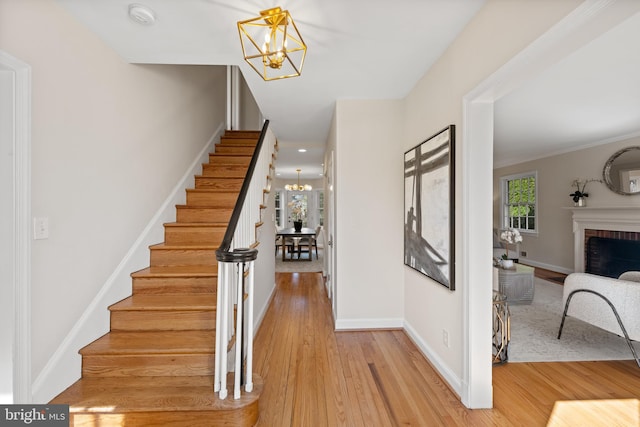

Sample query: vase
[575,197,586,207]
[501,259,514,269]
[293,220,302,232]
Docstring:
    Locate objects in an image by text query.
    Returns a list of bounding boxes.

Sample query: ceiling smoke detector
[128,4,156,26]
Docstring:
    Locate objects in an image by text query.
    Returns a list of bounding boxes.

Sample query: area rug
[508,278,638,362]
[275,248,324,273]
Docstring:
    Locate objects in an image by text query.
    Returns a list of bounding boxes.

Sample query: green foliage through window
[503,174,536,232]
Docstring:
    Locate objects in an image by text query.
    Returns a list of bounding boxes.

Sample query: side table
[498,264,535,304]
[492,290,510,365]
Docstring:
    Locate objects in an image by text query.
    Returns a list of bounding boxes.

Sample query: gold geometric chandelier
[237,7,307,81]
[285,169,312,191]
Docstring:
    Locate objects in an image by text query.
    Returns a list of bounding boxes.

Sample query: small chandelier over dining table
[285,169,312,191]
[237,6,307,81]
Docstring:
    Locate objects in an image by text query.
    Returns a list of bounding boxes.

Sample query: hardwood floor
[530,264,568,284]
[254,272,640,426]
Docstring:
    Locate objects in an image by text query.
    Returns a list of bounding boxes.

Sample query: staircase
[50,130,265,426]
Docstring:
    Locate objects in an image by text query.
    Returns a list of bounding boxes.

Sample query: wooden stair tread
[186,188,239,194]
[219,140,258,145]
[208,152,252,157]
[163,222,227,228]
[216,142,255,146]
[51,375,263,414]
[80,331,215,355]
[132,265,217,278]
[150,243,219,250]
[224,130,261,136]
[195,174,245,179]
[110,294,216,311]
[175,204,233,209]
[218,144,256,149]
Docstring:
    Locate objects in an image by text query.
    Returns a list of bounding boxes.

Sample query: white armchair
[558,271,640,366]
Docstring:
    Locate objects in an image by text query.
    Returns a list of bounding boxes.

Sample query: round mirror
[603,146,640,195]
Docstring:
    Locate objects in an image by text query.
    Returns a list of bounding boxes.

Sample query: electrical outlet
[442,329,450,348]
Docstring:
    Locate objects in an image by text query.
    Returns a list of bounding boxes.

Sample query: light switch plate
[33,217,49,240]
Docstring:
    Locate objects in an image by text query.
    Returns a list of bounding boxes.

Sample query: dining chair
[275,235,295,258]
[297,225,320,260]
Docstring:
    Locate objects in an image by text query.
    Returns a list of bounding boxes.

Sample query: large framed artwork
[404,125,455,290]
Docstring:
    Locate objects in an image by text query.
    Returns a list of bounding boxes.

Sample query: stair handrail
[214,120,275,400]
[216,120,269,256]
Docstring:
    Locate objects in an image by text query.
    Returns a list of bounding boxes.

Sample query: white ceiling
[56,1,640,176]
[56,0,486,178]
[493,10,640,168]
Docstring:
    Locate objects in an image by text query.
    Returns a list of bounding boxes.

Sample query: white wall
[494,134,640,273]
[0,0,227,401]
[333,100,405,329]
[252,129,277,330]
[239,72,262,131]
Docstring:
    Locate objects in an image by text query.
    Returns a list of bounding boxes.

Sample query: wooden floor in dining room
[253,272,640,426]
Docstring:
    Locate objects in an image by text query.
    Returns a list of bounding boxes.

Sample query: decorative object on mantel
[500,228,522,269]
[570,178,602,207]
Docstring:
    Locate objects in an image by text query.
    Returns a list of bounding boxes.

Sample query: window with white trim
[275,190,282,227]
[501,172,537,232]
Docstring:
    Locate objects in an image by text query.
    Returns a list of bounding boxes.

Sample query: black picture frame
[403,125,455,290]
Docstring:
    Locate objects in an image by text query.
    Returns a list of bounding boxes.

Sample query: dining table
[276,227,316,261]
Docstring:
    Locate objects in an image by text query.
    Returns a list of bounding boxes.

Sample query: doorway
[277,189,323,231]
[0,50,32,404]
[461,1,635,408]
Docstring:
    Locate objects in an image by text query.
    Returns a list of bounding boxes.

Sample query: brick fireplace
[570,206,640,273]
[585,229,640,278]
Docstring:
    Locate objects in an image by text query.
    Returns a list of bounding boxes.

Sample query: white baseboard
[402,320,463,398]
[32,123,225,403]
[334,318,404,330]
[519,258,573,275]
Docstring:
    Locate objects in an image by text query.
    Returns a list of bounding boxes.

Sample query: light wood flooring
[253,272,640,426]
[530,264,568,285]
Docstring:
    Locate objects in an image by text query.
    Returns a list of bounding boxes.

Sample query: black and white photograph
[404,125,455,290]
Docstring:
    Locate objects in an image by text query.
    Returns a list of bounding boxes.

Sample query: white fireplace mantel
[567,206,640,272]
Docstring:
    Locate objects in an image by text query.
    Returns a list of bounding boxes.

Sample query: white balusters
[245,260,255,393]
[214,125,276,400]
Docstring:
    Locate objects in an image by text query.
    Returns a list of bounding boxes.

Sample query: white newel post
[215,248,257,400]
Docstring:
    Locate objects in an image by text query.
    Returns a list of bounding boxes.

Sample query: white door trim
[0,50,32,404]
